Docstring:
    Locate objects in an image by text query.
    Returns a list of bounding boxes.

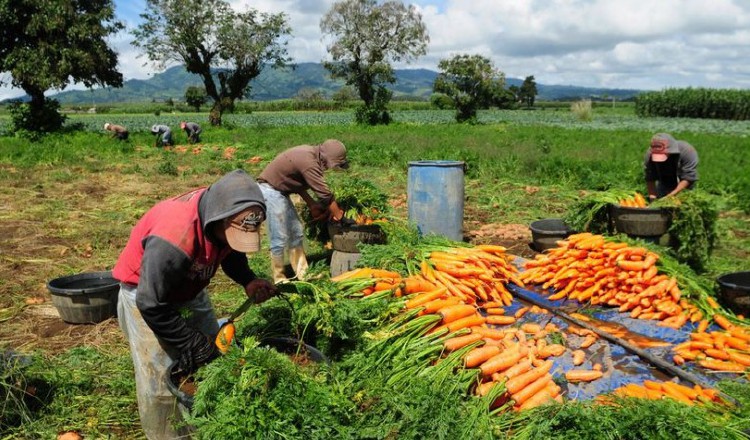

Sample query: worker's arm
[646,181,658,201]
[666,180,691,197]
[220,251,277,302]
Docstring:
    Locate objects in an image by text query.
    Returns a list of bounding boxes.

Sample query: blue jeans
[259,183,305,258]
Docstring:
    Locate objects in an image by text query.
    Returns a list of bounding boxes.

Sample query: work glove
[178,331,219,374]
[245,278,279,304]
[310,203,329,222]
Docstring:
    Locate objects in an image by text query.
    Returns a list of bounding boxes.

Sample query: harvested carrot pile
[519,232,703,328]
[610,380,725,406]
[673,313,750,372]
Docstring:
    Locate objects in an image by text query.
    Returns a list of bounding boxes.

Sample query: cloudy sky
[2,0,749,100]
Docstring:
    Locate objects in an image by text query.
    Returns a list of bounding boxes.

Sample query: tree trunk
[209,100,223,126]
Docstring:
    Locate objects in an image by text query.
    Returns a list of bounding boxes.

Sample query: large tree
[133,0,292,126]
[519,75,538,108]
[0,0,123,133]
[433,54,506,123]
[321,0,428,125]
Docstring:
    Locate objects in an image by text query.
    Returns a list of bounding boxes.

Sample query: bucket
[330,250,362,278]
[529,219,574,252]
[407,161,465,241]
[717,271,750,316]
[46,271,119,324]
[610,205,671,237]
[167,337,328,411]
[329,224,386,277]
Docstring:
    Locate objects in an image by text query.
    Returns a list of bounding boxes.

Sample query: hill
[20,63,644,104]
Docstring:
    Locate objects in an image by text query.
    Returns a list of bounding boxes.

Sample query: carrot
[418,297,462,315]
[673,354,685,366]
[475,380,499,397]
[402,276,437,294]
[580,334,597,349]
[565,369,603,382]
[215,322,236,354]
[472,326,510,340]
[515,306,530,319]
[464,345,502,368]
[404,286,448,309]
[572,350,585,366]
[728,351,750,367]
[617,260,648,272]
[442,314,486,332]
[506,360,554,394]
[475,244,508,254]
[330,267,369,282]
[713,314,734,331]
[705,348,731,361]
[537,344,566,359]
[511,373,553,406]
[517,388,554,411]
[486,315,516,325]
[443,333,484,352]
[485,307,506,315]
[497,358,533,382]
[696,319,710,333]
[480,348,524,377]
[520,323,542,334]
[438,304,478,324]
[698,359,746,373]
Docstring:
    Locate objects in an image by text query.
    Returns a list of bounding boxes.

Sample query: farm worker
[257,139,349,282]
[151,124,173,148]
[181,121,202,144]
[112,169,278,439]
[103,122,129,140]
[644,133,699,200]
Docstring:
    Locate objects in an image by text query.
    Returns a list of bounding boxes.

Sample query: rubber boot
[288,247,309,280]
[271,254,287,283]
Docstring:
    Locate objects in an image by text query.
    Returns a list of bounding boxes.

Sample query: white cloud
[2,0,749,101]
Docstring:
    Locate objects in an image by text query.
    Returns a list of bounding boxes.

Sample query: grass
[0,109,749,437]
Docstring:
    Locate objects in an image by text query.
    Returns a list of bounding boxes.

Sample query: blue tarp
[497,281,739,401]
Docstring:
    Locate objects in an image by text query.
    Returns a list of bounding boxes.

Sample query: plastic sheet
[497,280,741,401]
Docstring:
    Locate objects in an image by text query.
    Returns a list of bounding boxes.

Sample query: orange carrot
[418,297,462,315]
[713,314,734,331]
[438,304,478,324]
[402,276,437,294]
[696,319,709,333]
[506,360,554,394]
[440,314,486,333]
[698,359,746,373]
[485,307,506,315]
[617,260,648,272]
[515,306,530,319]
[464,345,502,368]
[480,348,524,377]
[404,286,448,309]
[572,350,585,366]
[486,315,516,325]
[443,333,484,352]
[517,388,554,411]
[537,344,566,359]
[511,373,553,406]
[565,369,603,382]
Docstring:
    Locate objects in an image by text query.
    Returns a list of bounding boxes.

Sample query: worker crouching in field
[104,122,129,140]
[112,169,278,439]
[181,121,202,144]
[151,124,173,148]
[644,132,699,200]
[257,139,349,282]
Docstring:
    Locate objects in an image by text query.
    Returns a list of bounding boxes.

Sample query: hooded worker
[643,133,699,200]
[257,139,349,282]
[113,169,277,439]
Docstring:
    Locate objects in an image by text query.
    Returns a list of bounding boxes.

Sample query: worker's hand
[648,194,658,203]
[328,200,345,222]
[178,331,219,373]
[310,203,329,222]
[245,278,278,304]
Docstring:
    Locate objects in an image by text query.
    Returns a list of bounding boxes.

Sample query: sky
[2,0,749,101]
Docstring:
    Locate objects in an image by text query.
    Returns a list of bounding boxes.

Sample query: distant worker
[257,139,349,282]
[104,122,129,140]
[181,121,202,144]
[644,133,699,200]
[151,124,173,148]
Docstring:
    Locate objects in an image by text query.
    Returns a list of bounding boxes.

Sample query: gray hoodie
[643,133,699,191]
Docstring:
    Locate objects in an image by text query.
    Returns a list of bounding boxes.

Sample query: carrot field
[1,108,749,439]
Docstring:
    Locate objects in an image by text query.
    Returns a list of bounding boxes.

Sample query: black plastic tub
[529,219,574,252]
[167,337,328,411]
[46,271,119,324]
[610,205,672,237]
[717,271,750,316]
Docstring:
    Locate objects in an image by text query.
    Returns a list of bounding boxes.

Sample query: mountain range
[31,63,644,105]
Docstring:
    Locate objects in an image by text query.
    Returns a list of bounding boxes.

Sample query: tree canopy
[520,75,538,108]
[321,0,428,125]
[433,54,506,123]
[0,0,123,133]
[132,0,292,125]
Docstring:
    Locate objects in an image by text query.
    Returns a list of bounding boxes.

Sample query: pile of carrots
[618,192,648,208]
[519,233,703,328]
[672,314,750,373]
[610,380,724,406]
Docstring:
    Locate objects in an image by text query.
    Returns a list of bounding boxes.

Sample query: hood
[317,139,349,170]
[199,169,266,234]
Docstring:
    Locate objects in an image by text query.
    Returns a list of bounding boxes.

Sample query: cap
[224,207,265,253]
[104,123,111,130]
[650,133,676,162]
[151,125,159,134]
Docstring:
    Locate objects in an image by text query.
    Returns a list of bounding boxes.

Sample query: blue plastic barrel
[407,160,465,241]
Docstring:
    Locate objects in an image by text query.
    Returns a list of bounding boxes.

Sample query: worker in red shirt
[113,169,277,438]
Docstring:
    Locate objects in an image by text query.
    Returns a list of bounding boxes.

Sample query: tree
[185,86,208,111]
[133,0,292,126]
[0,0,123,133]
[433,54,505,123]
[519,75,538,108]
[320,0,428,125]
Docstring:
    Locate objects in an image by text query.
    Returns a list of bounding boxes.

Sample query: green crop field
[1,107,749,438]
